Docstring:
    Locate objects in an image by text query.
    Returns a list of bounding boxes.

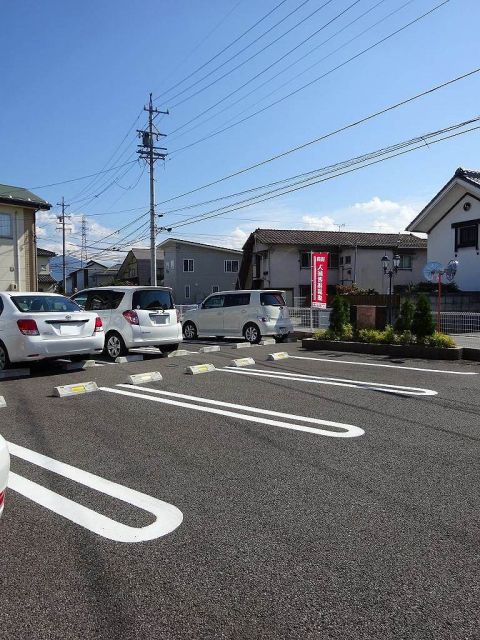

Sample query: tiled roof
[130,248,163,261]
[0,183,51,210]
[454,167,480,188]
[251,229,427,249]
[37,247,56,257]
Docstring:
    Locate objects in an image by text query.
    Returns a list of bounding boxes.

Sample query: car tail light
[17,319,39,335]
[0,490,4,509]
[94,317,103,332]
[123,310,139,325]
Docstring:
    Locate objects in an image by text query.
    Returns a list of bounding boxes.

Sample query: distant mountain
[50,256,82,281]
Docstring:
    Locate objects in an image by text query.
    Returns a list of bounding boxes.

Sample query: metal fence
[287,307,331,332]
[440,312,480,334]
[440,312,480,349]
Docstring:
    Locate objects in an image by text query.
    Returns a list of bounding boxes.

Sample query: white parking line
[102,385,364,439]
[222,367,437,396]
[288,355,477,375]
[7,441,183,543]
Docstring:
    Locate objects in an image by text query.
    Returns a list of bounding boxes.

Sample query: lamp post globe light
[382,253,400,325]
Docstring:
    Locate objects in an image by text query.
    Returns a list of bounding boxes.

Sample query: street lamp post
[381,253,400,325]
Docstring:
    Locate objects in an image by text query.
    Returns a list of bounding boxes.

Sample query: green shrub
[425,332,456,348]
[330,296,349,331]
[412,294,435,339]
[357,328,385,343]
[395,299,415,332]
[398,330,414,345]
[382,324,397,344]
[313,329,329,340]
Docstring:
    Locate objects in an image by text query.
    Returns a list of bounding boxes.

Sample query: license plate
[60,324,82,336]
[151,315,168,325]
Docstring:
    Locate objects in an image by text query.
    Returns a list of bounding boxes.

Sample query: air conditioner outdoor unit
[9,282,18,291]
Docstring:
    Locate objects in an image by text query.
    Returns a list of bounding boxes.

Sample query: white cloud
[351,196,423,233]
[301,215,337,231]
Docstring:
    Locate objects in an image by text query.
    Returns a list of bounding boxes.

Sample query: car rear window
[132,289,173,311]
[260,292,286,306]
[11,295,81,313]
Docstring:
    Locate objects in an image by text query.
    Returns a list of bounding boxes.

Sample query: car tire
[183,322,198,340]
[275,334,289,343]
[105,332,128,360]
[0,341,10,371]
[159,343,179,354]
[243,322,261,344]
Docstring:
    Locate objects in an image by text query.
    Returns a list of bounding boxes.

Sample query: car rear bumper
[126,323,183,347]
[258,319,294,335]
[11,334,105,361]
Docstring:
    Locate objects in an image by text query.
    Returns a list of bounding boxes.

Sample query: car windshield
[132,289,173,311]
[11,295,82,313]
[260,292,286,306]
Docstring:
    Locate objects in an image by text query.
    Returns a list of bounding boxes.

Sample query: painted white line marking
[222,367,437,396]
[109,385,364,439]
[0,396,6,408]
[7,442,183,543]
[290,355,477,375]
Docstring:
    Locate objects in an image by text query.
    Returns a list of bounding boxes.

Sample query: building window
[458,225,477,248]
[185,285,191,299]
[328,253,339,269]
[344,255,351,264]
[212,285,219,293]
[452,220,479,251]
[224,259,239,273]
[398,254,413,270]
[0,213,12,238]
[300,252,310,269]
[183,259,194,272]
[339,256,344,266]
[300,251,339,269]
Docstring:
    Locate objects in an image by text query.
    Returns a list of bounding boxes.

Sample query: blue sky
[1,0,479,262]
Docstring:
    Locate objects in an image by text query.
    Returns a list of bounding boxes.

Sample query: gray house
[116,248,163,286]
[240,229,427,305]
[158,238,243,304]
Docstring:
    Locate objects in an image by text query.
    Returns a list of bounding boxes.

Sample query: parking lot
[1,339,479,639]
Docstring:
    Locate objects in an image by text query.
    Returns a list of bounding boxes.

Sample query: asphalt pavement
[1,340,479,639]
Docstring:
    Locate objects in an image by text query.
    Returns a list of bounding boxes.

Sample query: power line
[156,64,479,207]
[164,117,480,232]
[157,0,244,91]
[166,0,335,110]
[167,0,398,145]
[168,0,450,155]
[168,0,362,136]
[154,0,290,102]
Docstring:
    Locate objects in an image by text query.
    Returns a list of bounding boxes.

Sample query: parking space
[1,341,479,639]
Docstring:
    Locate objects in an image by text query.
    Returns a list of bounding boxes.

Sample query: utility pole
[137,94,168,286]
[56,197,70,294]
[81,215,88,268]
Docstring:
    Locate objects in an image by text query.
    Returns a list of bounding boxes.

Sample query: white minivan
[71,286,182,359]
[182,290,293,343]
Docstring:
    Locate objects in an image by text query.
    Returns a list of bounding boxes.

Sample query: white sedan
[0,435,9,518]
[0,292,105,370]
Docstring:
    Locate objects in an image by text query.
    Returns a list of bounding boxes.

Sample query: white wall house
[240,229,427,305]
[0,183,51,291]
[37,247,57,292]
[407,168,480,291]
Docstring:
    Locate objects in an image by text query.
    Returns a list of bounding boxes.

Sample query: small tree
[330,295,349,335]
[412,294,435,339]
[395,299,415,332]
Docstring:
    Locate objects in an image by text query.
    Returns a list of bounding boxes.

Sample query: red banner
[311,252,328,308]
